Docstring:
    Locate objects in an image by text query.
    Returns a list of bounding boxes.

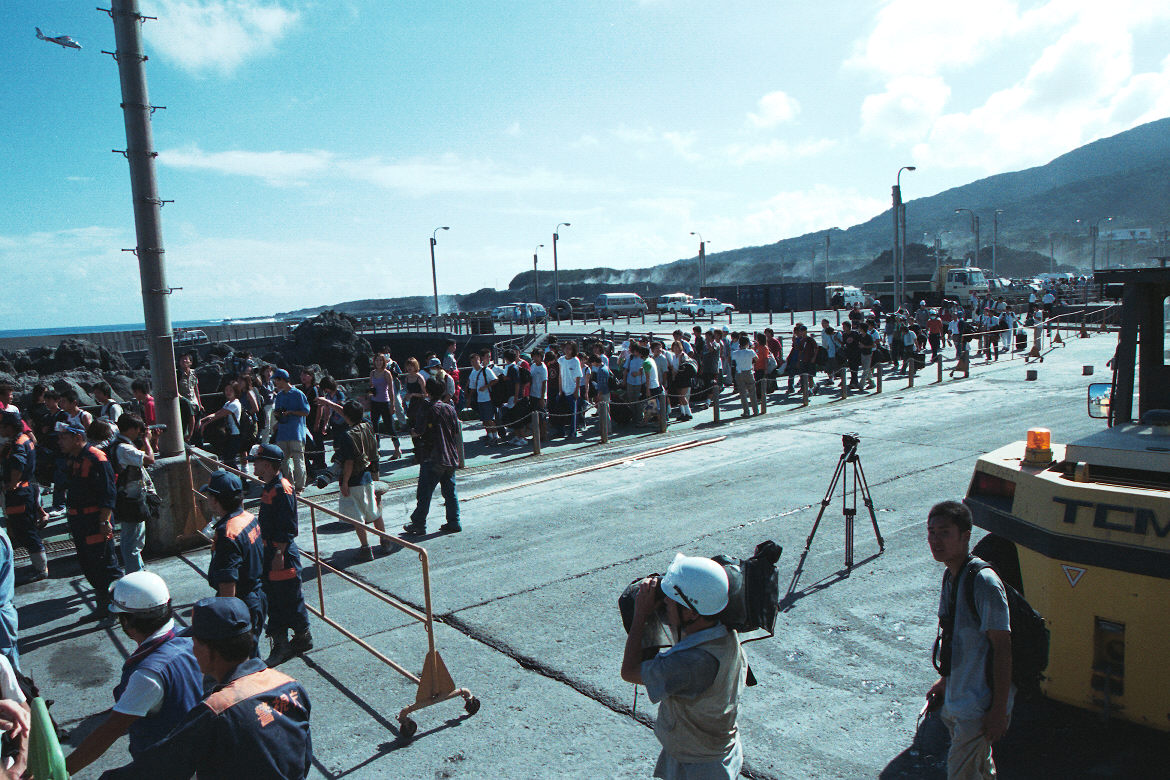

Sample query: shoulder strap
[963,557,991,623]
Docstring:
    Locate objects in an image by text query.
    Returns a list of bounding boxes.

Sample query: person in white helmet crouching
[65,571,203,775]
[621,553,748,779]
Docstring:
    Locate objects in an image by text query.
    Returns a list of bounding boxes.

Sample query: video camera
[618,540,782,656]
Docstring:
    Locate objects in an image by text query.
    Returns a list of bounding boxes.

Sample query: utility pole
[992,210,1003,277]
[553,222,570,303]
[106,0,181,457]
[824,232,831,285]
[974,215,981,268]
[891,185,901,306]
[532,244,543,303]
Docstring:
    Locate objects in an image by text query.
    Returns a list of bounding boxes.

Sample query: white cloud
[847,0,1021,78]
[724,138,836,165]
[911,9,1170,171]
[143,0,300,76]
[748,91,800,128]
[860,75,951,143]
[159,145,604,195]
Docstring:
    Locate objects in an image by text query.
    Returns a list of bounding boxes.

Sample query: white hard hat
[109,571,171,616]
[660,554,729,616]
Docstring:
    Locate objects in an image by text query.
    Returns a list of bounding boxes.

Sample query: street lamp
[992,209,1004,277]
[552,222,570,304]
[954,208,980,267]
[532,244,544,303]
[1077,217,1112,271]
[429,226,449,316]
[893,165,915,305]
[690,231,709,295]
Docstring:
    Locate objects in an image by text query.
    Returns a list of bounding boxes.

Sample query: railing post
[711,384,721,424]
[600,400,610,443]
[657,395,668,433]
[839,370,848,399]
[875,363,883,394]
[908,365,915,388]
[758,378,767,414]
[801,373,810,407]
[531,411,542,455]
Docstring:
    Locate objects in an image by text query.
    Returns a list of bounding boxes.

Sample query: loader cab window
[951,272,967,285]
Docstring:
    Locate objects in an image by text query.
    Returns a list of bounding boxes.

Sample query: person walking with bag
[110,415,157,574]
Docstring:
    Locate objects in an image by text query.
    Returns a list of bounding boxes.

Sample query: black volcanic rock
[286,311,371,379]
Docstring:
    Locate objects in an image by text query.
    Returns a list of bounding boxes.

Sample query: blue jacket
[99,658,312,779]
[113,630,203,757]
[207,509,265,601]
[66,444,116,539]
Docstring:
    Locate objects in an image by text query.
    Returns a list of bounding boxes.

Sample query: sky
[4,0,1170,329]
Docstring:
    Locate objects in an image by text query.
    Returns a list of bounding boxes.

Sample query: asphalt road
[18,331,1169,779]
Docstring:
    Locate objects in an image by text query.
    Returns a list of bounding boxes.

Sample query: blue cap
[57,421,88,436]
[185,596,252,640]
[248,443,284,463]
[0,411,20,429]
[425,357,442,369]
[272,368,290,381]
[200,469,243,497]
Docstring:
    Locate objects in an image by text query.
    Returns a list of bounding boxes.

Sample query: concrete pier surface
[16,331,1168,778]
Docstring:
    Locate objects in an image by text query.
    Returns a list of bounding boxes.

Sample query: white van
[826,285,865,308]
[657,293,692,313]
[596,293,647,317]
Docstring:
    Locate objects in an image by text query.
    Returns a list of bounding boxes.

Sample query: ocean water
[0,318,274,340]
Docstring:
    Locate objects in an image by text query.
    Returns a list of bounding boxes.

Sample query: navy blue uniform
[3,433,42,556]
[207,509,267,650]
[258,476,309,636]
[113,629,203,757]
[66,444,122,607]
[99,658,312,780]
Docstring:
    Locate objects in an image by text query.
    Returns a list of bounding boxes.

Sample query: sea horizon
[0,317,279,341]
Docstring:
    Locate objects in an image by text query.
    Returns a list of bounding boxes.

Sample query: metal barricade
[185,449,479,741]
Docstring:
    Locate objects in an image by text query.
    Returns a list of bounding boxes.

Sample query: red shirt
[141,395,156,426]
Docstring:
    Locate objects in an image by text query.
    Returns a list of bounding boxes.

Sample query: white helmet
[660,554,729,616]
[109,571,171,617]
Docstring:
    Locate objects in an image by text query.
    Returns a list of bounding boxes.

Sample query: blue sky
[4,0,1170,328]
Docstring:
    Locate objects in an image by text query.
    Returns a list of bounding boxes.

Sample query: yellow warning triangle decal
[1061,564,1085,588]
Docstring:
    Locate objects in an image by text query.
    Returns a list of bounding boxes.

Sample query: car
[174,329,208,346]
[491,305,519,323]
[679,297,735,316]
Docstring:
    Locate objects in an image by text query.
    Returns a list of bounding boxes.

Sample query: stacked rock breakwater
[0,311,373,407]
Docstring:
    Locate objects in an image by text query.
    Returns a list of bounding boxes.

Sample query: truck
[656,293,693,314]
[964,267,1170,731]
[862,265,990,310]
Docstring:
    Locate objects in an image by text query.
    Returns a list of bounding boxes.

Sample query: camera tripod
[803,433,885,569]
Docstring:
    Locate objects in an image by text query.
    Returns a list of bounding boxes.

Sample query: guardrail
[185,449,480,741]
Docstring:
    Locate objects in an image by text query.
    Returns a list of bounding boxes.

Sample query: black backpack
[711,540,783,637]
[933,556,1050,694]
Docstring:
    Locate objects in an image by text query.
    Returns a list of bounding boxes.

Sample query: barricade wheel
[465,696,481,715]
[399,718,418,741]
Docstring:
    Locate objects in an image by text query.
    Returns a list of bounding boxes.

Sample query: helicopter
[36,27,82,50]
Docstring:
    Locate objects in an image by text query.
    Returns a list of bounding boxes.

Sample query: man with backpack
[109,414,156,574]
[926,501,1013,780]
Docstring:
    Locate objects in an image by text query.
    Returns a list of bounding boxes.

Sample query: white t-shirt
[223,399,242,423]
[471,366,497,403]
[0,655,25,705]
[111,620,177,717]
[731,348,756,373]
[644,358,661,390]
[529,362,548,400]
[558,356,584,396]
[99,401,124,424]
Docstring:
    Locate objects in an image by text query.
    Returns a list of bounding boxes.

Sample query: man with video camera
[621,554,748,779]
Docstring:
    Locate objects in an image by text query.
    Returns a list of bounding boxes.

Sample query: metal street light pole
[1092,216,1112,271]
[552,222,570,303]
[955,208,977,266]
[824,231,831,285]
[992,209,1004,277]
[894,166,916,306]
[532,244,544,303]
[430,226,449,316]
[690,232,708,296]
